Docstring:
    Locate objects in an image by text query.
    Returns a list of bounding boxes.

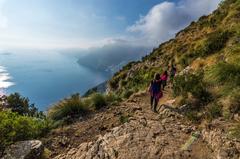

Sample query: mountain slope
[42,1,240,158]
[107,0,240,96]
[53,91,239,159]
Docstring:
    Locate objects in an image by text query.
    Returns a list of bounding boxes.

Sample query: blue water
[0,50,109,110]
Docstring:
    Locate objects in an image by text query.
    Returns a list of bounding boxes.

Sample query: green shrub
[109,78,119,90]
[179,53,196,67]
[119,115,129,124]
[185,111,201,123]
[173,72,212,104]
[48,93,88,121]
[195,31,231,57]
[228,89,240,114]
[0,110,51,153]
[120,79,128,88]
[2,93,44,118]
[121,89,134,99]
[206,103,222,120]
[90,93,107,110]
[229,123,240,139]
[209,9,228,26]
[105,93,122,105]
[206,62,240,87]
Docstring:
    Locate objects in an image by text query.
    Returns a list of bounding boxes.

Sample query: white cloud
[127,0,221,46]
[0,0,7,28]
[0,0,221,50]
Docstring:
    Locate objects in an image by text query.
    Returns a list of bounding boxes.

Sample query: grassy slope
[42,2,240,156]
[108,0,240,96]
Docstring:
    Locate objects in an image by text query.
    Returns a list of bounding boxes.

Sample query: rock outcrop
[2,140,44,159]
[54,96,214,159]
[44,91,240,159]
[202,120,240,159]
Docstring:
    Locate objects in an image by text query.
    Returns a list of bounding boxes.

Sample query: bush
[195,31,230,57]
[0,110,51,153]
[206,103,222,120]
[226,89,240,114]
[179,51,199,68]
[105,93,122,105]
[48,93,88,121]
[120,80,127,88]
[2,93,44,118]
[229,123,240,139]
[185,111,201,123]
[119,115,129,124]
[90,93,107,110]
[173,72,212,105]
[121,89,134,99]
[206,62,240,87]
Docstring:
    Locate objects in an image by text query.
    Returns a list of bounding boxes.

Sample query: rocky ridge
[53,91,240,159]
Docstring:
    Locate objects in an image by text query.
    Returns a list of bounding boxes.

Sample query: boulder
[2,140,44,159]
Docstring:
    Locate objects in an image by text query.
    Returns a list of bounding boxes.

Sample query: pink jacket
[161,74,168,81]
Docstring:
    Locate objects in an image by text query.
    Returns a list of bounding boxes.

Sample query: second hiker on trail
[149,73,163,113]
[170,65,177,83]
[161,71,168,91]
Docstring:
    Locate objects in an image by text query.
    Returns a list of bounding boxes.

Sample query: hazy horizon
[0,0,221,109]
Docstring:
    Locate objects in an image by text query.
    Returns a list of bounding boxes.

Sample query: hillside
[104,0,240,129]
[1,0,240,159]
[43,0,240,158]
[108,0,240,97]
[46,89,239,159]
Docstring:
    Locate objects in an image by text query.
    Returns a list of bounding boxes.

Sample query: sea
[0,50,109,110]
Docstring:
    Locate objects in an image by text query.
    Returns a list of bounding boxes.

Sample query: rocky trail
[44,88,240,159]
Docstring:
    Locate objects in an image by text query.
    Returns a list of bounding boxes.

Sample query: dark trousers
[162,80,167,90]
[150,96,158,112]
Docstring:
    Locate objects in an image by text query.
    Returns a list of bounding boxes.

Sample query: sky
[0,0,221,50]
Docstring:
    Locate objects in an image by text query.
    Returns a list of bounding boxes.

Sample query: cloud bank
[0,0,7,28]
[127,0,221,46]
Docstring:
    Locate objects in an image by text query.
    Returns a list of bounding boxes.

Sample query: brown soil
[42,88,215,158]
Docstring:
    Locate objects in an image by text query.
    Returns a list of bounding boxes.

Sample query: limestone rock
[53,104,213,159]
[2,140,44,159]
[202,125,240,159]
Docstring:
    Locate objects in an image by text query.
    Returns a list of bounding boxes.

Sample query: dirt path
[50,89,215,159]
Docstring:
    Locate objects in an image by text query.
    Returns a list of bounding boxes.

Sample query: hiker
[161,71,168,90]
[170,65,177,83]
[148,73,162,112]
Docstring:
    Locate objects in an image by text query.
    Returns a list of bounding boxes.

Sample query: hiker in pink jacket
[148,73,163,112]
[161,71,168,90]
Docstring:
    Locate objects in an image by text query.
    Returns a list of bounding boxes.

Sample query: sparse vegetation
[206,62,240,87]
[48,93,88,122]
[1,93,44,118]
[105,93,122,105]
[0,110,51,154]
[185,111,201,123]
[0,93,51,155]
[121,89,134,99]
[47,92,122,124]
[3,0,240,157]
[206,103,222,120]
[90,93,107,110]
[119,115,129,124]
[229,123,240,139]
[228,90,240,114]
[173,72,212,105]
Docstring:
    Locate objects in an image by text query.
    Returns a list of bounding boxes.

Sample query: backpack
[151,80,161,94]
